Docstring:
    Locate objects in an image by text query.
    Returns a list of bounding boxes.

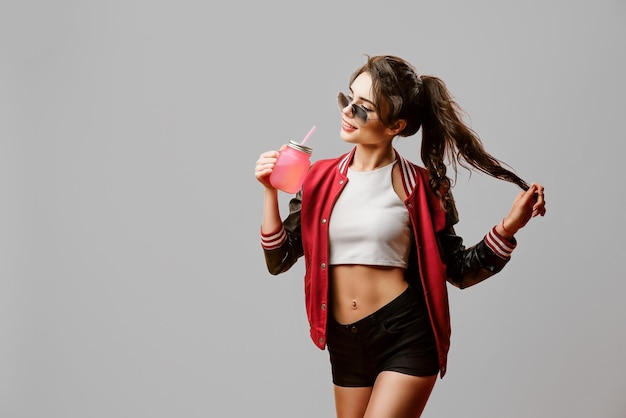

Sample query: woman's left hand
[499,183,546,237]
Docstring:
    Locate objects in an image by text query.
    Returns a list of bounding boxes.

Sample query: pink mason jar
[269,140,313,194]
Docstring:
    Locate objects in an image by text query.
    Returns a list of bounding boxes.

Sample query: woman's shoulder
[394,151,430,179]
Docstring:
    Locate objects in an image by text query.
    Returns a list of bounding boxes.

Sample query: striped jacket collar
[337,147,421,198]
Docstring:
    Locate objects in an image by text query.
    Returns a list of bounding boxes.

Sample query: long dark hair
[350,55,529,204]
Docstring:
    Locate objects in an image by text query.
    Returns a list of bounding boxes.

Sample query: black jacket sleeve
[437,197,514,289]
[262,192,304,275]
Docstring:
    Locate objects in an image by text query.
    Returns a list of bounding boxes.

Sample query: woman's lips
[342,119,357,130]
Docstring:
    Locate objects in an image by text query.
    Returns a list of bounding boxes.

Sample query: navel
[351,300,358,310]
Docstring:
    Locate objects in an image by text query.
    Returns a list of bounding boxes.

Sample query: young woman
[255,55,546,418]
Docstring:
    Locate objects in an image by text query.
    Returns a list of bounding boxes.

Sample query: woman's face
[339,72,392,146]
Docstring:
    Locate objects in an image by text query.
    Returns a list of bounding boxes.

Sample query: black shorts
[326,285,439,387]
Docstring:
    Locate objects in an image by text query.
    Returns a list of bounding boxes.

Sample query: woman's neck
[350,146,396,172]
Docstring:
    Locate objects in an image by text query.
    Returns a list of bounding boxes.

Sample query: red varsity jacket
[261,148,516,377]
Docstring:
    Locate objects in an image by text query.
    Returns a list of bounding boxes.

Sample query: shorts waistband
[330,285,417,334]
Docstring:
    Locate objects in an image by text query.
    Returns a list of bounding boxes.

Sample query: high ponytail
[351,55,529,206]
[419,75,530,197]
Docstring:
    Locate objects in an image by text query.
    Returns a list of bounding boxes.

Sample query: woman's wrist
[263,184,279,196]
[498,218,517,239]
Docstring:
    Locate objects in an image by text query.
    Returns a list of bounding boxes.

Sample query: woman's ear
[387,119,407,136]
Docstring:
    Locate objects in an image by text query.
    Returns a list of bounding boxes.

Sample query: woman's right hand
[255,149,281,189]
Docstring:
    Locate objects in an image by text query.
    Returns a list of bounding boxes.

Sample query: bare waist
[329,265,408,325]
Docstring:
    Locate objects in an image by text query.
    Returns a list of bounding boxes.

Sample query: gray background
[1,1,625,417]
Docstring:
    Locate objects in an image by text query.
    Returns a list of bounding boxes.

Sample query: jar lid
[288,140,313,154]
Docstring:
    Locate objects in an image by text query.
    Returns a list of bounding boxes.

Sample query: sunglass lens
[338,92,349,110]
[352,106,367,124]
[337,92,367,125]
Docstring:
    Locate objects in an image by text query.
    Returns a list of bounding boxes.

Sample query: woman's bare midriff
[329,264,409,325]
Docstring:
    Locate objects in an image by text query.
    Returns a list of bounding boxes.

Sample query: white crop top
[328,160,412,268]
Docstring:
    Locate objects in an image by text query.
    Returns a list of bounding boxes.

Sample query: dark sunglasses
[337,92,378,125]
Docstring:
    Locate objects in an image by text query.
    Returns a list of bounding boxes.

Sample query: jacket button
[320,263,326,269]
[321,218,327,224]
[339,180,344,185]
[321,303,326,310]
[319,337,325,344]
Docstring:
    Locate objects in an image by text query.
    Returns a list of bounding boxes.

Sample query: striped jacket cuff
[260,225,287,250]
[484,226,517,259]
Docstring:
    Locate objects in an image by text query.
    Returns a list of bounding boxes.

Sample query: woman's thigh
[333,385,372,418]
[365,371,437,418]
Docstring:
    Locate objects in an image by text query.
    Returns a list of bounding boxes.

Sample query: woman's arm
[441,183,546,288]
[439,226,515,289]
[260,193,304,275]
[256,149,304,275]
[256,150,283,234]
